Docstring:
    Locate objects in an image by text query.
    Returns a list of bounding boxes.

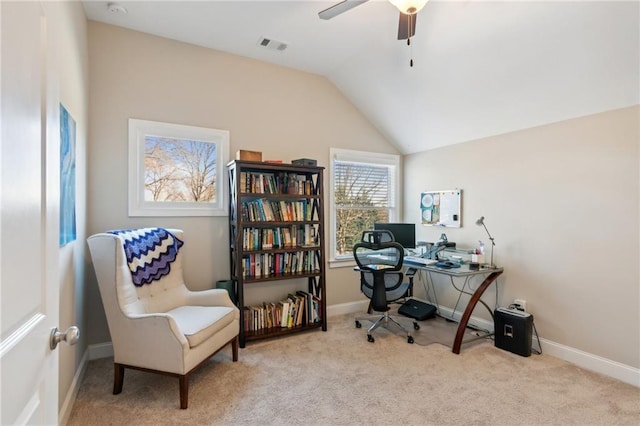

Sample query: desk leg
[452,271,503,354]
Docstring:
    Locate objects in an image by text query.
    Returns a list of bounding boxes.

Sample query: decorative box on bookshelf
[227,160,327,347]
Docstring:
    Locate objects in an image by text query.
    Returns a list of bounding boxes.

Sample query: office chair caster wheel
[413,322,420,330]
[408,336,415,344]
[355,320,362,328]
[367,334,375,343]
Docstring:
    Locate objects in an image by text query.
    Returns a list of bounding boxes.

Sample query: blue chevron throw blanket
[107,227,183,286]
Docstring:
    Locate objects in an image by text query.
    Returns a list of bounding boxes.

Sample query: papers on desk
[404,256,438,266]
[367,264,395,270]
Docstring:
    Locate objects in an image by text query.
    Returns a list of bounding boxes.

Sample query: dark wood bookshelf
[227,160,327,347]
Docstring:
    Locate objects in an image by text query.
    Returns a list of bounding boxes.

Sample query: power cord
[417,270,437,307]
[531,321,542,355]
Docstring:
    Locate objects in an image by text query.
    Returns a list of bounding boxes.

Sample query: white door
[1,2,60,424]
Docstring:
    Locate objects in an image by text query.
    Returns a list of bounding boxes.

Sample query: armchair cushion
[168,305,237,348]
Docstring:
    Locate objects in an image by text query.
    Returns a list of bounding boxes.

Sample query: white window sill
[329,258,357,269]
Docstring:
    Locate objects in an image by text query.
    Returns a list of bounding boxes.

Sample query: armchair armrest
[183,288,236,308]
[126,312,189,347]
[112,313,190,373]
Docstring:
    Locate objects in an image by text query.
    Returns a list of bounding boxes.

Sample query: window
[329,148,400,263]
[128,119,229,216]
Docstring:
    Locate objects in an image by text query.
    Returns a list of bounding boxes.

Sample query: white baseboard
[58,343,114,425]
[87,341,114,360]
[58,349,89,426]
[538,338,639,387]
[329,299,640,388]
[327,299,370,317]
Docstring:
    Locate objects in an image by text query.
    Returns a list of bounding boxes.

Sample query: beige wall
[39,0,89,414]
[86,22,398,343]
[404,106,639,368]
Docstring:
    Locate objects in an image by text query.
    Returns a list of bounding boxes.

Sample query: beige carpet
[68,314,639,426]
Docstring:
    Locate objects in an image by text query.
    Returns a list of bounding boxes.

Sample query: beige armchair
[87,228,239,409]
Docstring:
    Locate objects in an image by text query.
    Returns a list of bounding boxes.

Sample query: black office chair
[353,230,419,344]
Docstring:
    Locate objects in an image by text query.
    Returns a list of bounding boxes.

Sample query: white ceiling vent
[258,37,288,52]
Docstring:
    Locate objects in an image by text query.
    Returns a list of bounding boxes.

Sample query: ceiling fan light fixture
[389,0,428,15]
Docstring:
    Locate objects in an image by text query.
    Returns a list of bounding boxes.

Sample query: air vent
[258,37,288,52]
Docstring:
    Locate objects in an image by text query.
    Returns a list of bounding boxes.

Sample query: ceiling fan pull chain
[407,13,413,67]
[409,37,414,67]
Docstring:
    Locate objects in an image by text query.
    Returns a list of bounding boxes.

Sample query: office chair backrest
[353,230,405,312]
[361,229,394,245]
[353,230,403,271]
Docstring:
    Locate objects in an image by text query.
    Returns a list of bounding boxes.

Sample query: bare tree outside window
[144,136,217,203]
[334,162,391,256]
[129,119,229,217]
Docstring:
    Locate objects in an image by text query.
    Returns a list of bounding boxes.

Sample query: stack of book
[240,171,315,195]
[242,291,320,332]
[241,251,320,278]
[241,224,318,250]
[241,198,312,222]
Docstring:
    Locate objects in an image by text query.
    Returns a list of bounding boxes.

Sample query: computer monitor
[373,223,416,249]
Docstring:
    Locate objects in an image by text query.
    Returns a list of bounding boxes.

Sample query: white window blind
[329,149,400,262]
[334,161,396,209]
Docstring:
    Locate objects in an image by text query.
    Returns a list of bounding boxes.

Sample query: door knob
[50,326,80,350]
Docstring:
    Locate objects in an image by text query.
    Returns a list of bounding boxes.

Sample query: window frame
[128,118,229,217]
[328,148,401,266]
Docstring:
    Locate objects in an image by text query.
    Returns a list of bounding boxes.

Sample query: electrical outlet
[514,299,527,312]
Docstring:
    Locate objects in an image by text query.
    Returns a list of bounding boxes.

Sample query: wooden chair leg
[179,375,189,409]
[232,336,239,362]
[113,363,124,395]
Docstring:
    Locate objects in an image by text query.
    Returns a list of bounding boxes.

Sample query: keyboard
[404,256,438,266]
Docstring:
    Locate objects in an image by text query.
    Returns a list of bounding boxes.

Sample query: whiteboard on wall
[420,189,462,227]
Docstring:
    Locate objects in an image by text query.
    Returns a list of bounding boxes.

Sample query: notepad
[404,256,438,266]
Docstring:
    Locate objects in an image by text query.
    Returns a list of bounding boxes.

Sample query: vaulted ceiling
[82,0,639,154]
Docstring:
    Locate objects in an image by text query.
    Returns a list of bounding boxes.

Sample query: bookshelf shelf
[242,271,322,284]
[227,160,327,347]
[243,322,323,343]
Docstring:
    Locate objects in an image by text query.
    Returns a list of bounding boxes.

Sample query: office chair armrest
[405,268,416,298]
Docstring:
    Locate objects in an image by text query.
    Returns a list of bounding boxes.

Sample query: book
[278,300,290,327]
[296,290,312,324]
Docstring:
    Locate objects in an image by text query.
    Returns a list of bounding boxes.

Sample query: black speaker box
[494,308,533,357]
[292,158,317,166]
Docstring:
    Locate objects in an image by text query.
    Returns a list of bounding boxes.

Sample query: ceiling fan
[318,0,428,41]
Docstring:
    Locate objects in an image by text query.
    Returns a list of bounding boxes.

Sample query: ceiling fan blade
[318,0,369,20]
[397,12,417,40]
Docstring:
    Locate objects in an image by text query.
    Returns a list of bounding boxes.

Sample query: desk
[408,263,504,354]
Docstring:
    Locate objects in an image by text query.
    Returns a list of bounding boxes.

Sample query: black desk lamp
[475,216,496,268]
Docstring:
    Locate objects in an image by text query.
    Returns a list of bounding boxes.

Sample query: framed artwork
[128,119,230,217]
[421,189,462,227]
[60,104,76,246]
